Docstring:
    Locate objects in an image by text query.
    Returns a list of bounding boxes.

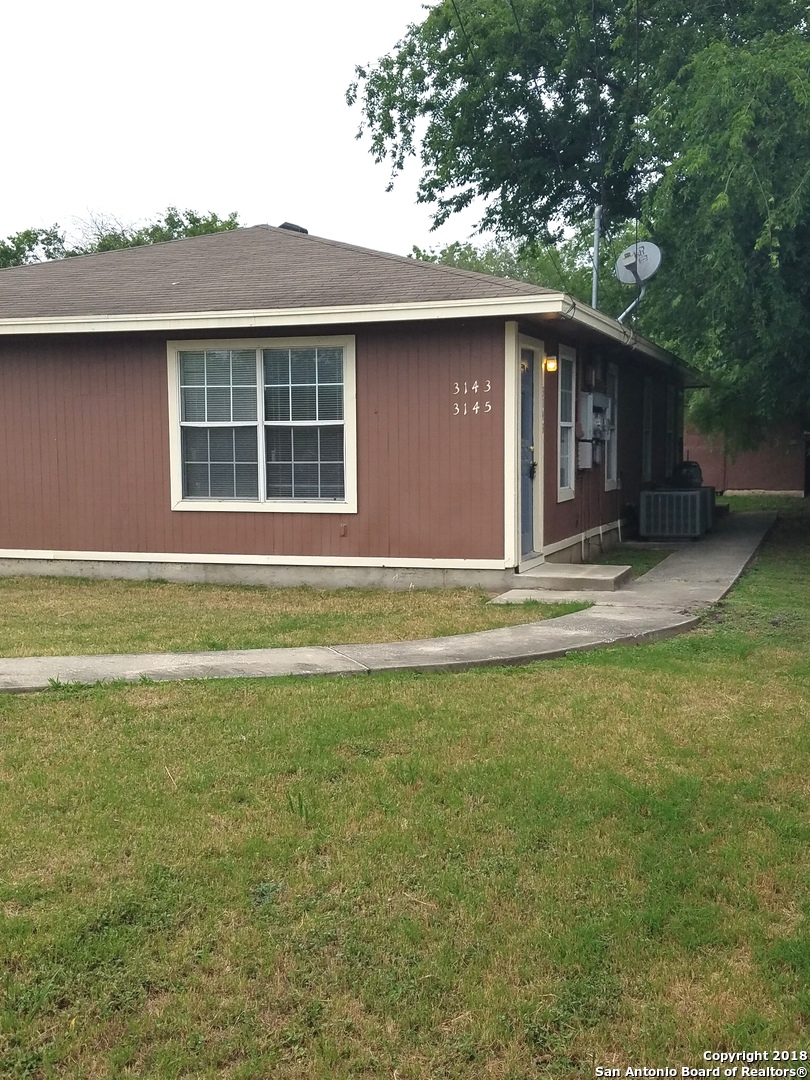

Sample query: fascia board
[0,294,565,335]
[560,299,703,386]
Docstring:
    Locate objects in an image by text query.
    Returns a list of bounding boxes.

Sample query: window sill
[557,488,575,503]
[604,480,618,492]
[172,498,358,514]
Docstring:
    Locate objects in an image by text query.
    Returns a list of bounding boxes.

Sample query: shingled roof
[0,224,554,320]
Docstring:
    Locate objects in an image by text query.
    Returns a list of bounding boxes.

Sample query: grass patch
[590,543,673,577]
[1,499,809,1075]
[0,580,584,658]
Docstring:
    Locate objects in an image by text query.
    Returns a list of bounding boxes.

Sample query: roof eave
[0,293,699,383]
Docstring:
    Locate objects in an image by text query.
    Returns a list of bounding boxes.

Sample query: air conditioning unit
[639,488,715,538]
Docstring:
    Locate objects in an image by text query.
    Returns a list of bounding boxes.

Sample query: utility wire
[450,0,479,70]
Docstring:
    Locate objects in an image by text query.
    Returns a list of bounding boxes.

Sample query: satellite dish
[615,241,662,285]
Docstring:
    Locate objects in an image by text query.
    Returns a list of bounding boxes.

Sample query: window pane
[234,427,259,463]
[206,387,231,421]
[267,463,293,498]
[320,463,345,499]
[180,350,258,423]
[560,357,573,394]
[291,385,317,421]
[180,351,206,385]
[235,464,259,498]
[293,464,319,498]
[317,347,343,383]
[183,428,209,462]
[206,351,231,385]
[318,385,343,420]
[560,428,572,489]
[290,348,317,384]
[232,387,258,422]
[263,349,290,386]
[210,463,236,498]
[231,350,257,385]
[184,463,209,498]
[293,428,319,462]
[182,387,206,422]
[319,426,343,461]
[209,427,235,460]
[265,387,291,422]
[263,425,345,500]
[182,427,257,499]
[266,427,292,462]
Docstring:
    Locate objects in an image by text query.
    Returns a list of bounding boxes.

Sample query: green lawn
[1,499,809,1078]
[0,580,583,658]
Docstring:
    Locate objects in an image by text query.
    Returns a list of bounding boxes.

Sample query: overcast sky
[3,0,490,257]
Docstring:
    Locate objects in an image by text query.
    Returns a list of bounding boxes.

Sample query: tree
[350,2,810,442]
[0,207,241,267]
[348,0,805,240]
[642,32,810,445]
[0,226,66,268]
[66,207,241,255]
[413,227,636,317]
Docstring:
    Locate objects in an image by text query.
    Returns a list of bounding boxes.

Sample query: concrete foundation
[0,557,524,592]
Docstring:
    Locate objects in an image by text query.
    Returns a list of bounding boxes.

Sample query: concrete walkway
[0,512,775,693]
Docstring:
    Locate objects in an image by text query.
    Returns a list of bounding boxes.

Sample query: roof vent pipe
[278,222,308,234]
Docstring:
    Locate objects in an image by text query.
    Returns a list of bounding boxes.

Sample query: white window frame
[167,336,357,513]
[605,362,619,491]
[641,376,653,483]
[557,344,576,502]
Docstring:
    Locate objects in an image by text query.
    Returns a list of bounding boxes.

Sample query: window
[605,363,618,491]
[641,377,653,483]
[558,345,576,501]
[168,337,356,513]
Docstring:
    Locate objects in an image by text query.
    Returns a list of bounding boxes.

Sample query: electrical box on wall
[577,439,594,470]
[591,392,611,441]
[580,392,612,440]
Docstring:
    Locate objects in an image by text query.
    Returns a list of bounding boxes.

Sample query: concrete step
[515,563,633,591]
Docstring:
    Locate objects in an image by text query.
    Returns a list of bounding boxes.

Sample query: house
[0,225,700,589]
[684,424,808,498]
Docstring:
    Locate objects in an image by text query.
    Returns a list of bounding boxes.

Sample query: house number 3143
[452,379,492,416]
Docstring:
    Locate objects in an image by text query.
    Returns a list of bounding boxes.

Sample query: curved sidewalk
[0,512,775,693]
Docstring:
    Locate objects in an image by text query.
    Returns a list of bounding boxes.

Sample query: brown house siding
[539,334,680,550]
[0,321,506,563]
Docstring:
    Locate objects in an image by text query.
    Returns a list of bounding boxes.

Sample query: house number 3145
[452,379,492,416]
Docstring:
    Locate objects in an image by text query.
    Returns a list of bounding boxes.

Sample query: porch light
[544,355,558,373]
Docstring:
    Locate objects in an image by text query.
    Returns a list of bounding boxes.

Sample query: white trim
[518,552,545,572]
[518,333,545,567]
[0,293,697,380]
[557,343,576,502]
[0,547,510,570]
[542,519,623,556]
[167,336,358,514]
[1,296,562,334]
[503,322,520,567]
